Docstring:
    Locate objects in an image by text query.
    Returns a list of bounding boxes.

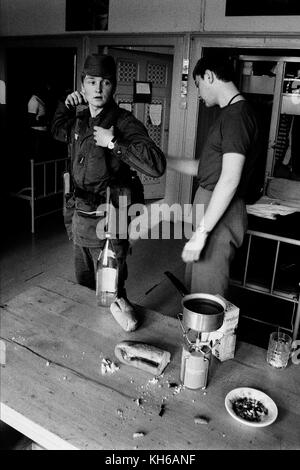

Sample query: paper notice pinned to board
[149,104,162,126]
[136,82,151,95]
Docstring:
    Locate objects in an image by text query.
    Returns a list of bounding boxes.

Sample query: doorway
[105,47,173,200]
[192,47,280,203]
[5,47,76,190]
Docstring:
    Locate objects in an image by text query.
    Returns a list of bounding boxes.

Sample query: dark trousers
[185,186,248,297]
[74,240,129,297]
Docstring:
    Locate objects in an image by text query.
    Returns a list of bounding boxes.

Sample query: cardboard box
[212,334,237,362]
[206,296,240,362]
[215,295,240,336]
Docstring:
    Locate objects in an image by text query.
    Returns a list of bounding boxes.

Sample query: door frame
[188,34,300,208]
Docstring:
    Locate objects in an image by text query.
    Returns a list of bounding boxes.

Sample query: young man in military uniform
[52,54,166,329]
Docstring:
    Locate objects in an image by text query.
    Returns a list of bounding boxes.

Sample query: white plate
[225,387,278,427]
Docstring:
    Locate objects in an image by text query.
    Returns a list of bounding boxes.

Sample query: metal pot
[164,271,226,333]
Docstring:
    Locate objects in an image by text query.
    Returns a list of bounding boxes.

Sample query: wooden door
[106,47,173,200]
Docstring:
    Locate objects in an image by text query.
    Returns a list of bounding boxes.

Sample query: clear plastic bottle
[96,233,119,307]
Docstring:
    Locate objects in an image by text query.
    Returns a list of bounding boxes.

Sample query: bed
[10,157,69,234]
[230,177,300,341]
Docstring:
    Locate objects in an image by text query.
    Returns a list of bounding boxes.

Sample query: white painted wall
[204,0,300,33]
[0,0,65,36]
[109,0,202,33]
[0,0,202,36]
[1,0,300,37]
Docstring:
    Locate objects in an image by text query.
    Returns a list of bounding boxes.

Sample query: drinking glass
[267,331,292,369]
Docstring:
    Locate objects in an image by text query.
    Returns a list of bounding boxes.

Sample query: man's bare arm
[167,156,199,176]
[182,152,245,263]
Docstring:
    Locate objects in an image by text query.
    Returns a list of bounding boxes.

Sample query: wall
[2,0,300,38]
[0,0,65,36]
[204,0,300,33]
[109,0,202,33]
[2,0,300,37]
[0,0,202,36]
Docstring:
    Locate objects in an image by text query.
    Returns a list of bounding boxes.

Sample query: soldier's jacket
[51,99,166,246]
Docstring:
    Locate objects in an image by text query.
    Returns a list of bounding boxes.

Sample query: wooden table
[1,278,299,450]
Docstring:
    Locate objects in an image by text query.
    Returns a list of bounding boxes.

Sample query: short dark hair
[193,53,235,82]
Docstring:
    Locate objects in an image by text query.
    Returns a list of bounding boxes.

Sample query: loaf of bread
[110,298,138,332]
[114,340,171,375]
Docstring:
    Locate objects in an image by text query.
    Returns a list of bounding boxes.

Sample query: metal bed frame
[231,229,300,341]
[10,157,69,233]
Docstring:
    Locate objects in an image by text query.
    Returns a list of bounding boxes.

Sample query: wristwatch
[107,136,117,150]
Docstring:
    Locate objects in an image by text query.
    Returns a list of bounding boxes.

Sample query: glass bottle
[96,233,119,307]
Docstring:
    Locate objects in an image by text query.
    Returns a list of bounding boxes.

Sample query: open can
[180,343,211,389]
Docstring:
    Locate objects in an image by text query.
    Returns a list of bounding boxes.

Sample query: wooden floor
[0,212,186,311]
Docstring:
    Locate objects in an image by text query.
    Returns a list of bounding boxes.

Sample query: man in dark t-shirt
[196,100,259,199]
[167,53,260,296]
